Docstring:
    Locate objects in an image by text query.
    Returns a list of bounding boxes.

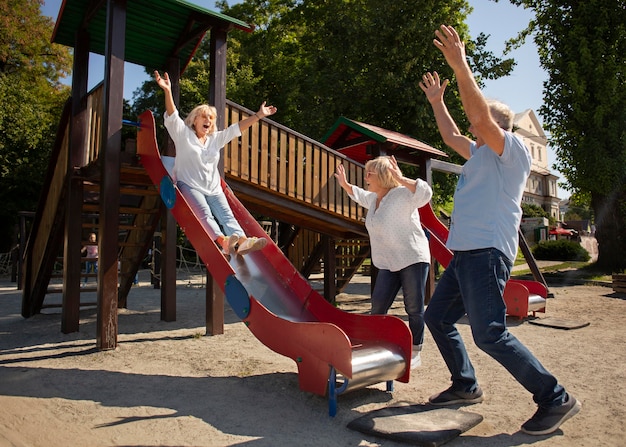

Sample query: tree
[218,0,512,142]
[507,0,626,272]
[563,193,593,222]
[133,0,516,207]
[522,203,549,219]
[0,0,72,251]
[214,0,514,201]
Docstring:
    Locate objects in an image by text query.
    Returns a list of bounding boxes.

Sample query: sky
[40,0,564,196]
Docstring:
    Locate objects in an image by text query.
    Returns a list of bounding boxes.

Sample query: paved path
[511,260,563,272]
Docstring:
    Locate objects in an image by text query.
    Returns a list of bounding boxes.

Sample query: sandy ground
[1,269,624,447]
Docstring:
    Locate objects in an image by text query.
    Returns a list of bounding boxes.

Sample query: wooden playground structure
[20,0,548,356]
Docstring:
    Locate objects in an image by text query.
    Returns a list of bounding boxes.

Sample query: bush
[532,239,590,262]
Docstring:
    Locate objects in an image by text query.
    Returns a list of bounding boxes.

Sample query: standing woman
[334,156,432,367]
[154,71,277,255]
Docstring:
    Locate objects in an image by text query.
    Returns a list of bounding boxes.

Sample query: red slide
[136,111,412,415]
[418,204,452,269]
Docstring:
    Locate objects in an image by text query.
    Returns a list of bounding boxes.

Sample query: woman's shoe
[219,234,239,255]
[236,237,267,255]
[228,234,240,254]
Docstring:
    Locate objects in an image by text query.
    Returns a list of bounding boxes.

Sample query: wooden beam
[323,235,336,303]
[70,27,89,168]
[431,158,462,175]
[206,271,225,335]
[97,0,126,350]
[62,177,83,333]
[203,26,229,336]
[61,25,89,333]
[160,57,181,322]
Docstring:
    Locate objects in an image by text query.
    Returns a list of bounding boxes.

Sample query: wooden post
[206,271,225,335]
[97,0,126,350]
[323,235,336,302]
[518,229,551,295]
[62,177,83,333]
[160,57,180,322]
[203,27,229,334]
[420,156,436,303]
[62,26,90,334]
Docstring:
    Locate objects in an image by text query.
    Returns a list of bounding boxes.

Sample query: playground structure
[19,0,549,415]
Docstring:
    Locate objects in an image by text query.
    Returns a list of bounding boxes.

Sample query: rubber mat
[347,403,483,446]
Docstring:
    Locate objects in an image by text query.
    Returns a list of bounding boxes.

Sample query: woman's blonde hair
[184,104,217,135]
[365,156,400,189]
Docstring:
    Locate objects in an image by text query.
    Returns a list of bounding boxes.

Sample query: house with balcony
[514,109,561,220]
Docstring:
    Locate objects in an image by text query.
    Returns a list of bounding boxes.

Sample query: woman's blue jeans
[371,262,429,346]
[178,182,244,239]
[424,248,565,406]
[84,261,97,284]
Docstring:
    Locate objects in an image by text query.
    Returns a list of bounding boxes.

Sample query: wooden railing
[28,88,367,286]
[85,83,104,165]
[23,84,106,300]
[25,106,71,295]
[224,100,367,224]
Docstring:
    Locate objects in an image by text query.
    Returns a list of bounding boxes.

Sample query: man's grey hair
[487,99,514,131]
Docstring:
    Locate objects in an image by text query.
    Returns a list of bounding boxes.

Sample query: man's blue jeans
[178,182,244,239]
[424,248,565,407]
[371,262,429,346]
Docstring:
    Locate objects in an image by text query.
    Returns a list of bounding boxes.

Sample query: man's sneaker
[521,393,581,435]
[429,386,484,406]
[236,237,267,255]
[411,349,422,369]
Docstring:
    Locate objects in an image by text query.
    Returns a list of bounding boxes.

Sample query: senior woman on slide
[155,70,276,256]
[334,156,432,367]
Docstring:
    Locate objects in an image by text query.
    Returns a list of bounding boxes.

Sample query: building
[514,109,561,220]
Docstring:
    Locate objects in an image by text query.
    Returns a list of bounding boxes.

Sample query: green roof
[52,0,253,72]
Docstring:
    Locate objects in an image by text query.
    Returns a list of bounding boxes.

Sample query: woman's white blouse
[349,179,432,271]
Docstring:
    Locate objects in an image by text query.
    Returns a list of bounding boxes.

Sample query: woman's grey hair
[365,156,400,189]
[184,104,217,134]
[487,99,514,131]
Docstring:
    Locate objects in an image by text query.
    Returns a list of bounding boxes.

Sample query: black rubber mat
[347,403,483,446]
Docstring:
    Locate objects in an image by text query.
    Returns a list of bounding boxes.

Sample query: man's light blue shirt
[447,132,531,262]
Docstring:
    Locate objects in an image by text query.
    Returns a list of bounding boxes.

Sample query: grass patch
[512,261,612,282]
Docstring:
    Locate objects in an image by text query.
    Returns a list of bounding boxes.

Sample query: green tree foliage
[218,0,509,142]
[0,0,72,251]
[147,0,511,204]
[132,0,516,223]
[564,192,593,222]
[507,0,626,272]
[532,239,590,262]
[522,203,549,219]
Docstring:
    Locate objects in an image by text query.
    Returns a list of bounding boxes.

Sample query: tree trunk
[592,189,626,272]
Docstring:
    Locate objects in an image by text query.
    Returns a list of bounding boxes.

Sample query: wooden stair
[75,165,161,308]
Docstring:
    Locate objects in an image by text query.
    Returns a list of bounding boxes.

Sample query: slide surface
[136,111,412,397]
